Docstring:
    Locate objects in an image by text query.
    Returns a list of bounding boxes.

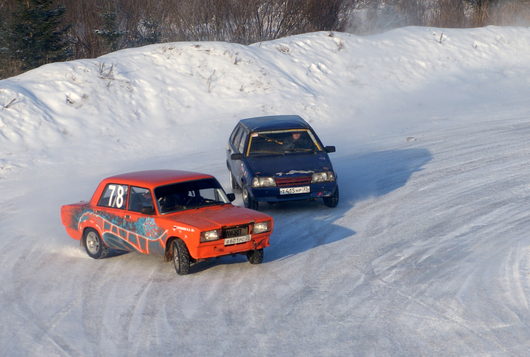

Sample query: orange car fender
[78,215,104,242]
[164,223,201,259]
[164,235,195,261]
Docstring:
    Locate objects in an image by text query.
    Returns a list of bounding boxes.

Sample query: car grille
[222,224,249,238]
[275,176,312,187]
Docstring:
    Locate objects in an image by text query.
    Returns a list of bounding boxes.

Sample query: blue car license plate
[279,186,310,195]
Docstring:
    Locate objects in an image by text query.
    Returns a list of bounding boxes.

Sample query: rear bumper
[250,182,337,203]
[61,203,89,240]
[192,232,270,260]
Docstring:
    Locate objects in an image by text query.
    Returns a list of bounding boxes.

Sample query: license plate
[224,235,251,246]
[279,186,310,195]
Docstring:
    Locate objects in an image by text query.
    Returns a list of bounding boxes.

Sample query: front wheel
[242,188,259,210]
[323,186,339,208]
[246,249,264,264]
[83,228,109,259]
[172,239,191,275]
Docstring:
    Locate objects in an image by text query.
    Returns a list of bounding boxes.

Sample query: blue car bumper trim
[250,182,337,202]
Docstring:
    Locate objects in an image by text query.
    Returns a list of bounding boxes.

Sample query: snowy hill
[2,26,530,355]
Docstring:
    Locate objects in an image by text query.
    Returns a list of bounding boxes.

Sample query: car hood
[246,152,333,176]
[164,204,271,230]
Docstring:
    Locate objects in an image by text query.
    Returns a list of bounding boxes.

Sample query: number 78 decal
[108,184,127,208]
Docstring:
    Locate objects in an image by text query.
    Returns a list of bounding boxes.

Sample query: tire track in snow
[7,235,82,356]
[340,117,530,354]
[3,113,530,355]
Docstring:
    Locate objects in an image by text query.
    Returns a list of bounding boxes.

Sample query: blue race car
[226,115,338,209]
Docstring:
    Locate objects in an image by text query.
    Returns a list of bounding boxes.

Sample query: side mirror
[231,153,243,160]
[226,193,236,202]
[325,146,336,153]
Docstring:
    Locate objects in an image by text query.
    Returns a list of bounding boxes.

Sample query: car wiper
[250,151,284,157]
[283,148,314,154]
[257,134,284,145]
[202,201,224,207]
[190,201,225,209]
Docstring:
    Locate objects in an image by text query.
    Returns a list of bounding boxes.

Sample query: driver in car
[284,131,311,150]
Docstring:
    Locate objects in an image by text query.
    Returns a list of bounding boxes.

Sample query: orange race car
[61,170,273,275]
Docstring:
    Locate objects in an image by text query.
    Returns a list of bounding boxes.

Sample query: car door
[227,124,241,170]
[124,186,166,255]
[96,183,129,250]
[227,124,248,188]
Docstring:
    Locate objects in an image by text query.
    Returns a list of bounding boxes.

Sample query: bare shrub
[2,0,530,79]
[489,0,530,26]
[432,0,466,27]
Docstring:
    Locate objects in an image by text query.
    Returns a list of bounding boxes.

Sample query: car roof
[239,115,311,131]
[102,170,214,188]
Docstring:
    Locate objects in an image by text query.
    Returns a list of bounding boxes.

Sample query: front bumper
[250,182,337,203]
[193,232,271,260]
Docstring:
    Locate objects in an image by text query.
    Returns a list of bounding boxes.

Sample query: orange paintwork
[61,170,273,260]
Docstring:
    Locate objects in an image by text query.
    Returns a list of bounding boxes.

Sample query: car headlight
[201,229,219,241]
[311,171,335,183]
[253,221,270,234]
[252,176,276,187]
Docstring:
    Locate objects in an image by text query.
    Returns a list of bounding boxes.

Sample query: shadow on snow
[264,147,432,261]
[193,147,432,272]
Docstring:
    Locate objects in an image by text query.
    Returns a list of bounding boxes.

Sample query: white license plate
[279,186,310,195]
[224,235,251,246]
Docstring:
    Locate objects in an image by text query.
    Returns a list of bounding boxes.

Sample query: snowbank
[1,26,529,175]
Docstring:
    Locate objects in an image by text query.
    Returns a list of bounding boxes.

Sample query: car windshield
[247,129,321,157]
[154,178,230,214]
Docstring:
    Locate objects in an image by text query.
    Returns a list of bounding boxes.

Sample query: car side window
[229,126,241,146]
[237,129,248,154]
[98,184,129,209]
[232,127,245,153]
[128,186,155,214]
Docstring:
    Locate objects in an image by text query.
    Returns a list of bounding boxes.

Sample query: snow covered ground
[2,26,530,355]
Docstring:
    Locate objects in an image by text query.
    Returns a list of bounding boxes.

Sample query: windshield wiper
[250,151,284,157]
[283,148,314,154]
[257,134,284,145]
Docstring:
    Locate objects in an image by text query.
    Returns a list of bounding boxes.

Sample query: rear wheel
[246,249,264,264]
[172,239,191,275]
[323,186,339,208]
[242,188,259,210]
[83,229,109,259]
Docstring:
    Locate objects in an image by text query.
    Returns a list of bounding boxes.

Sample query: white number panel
[99,184,129,209]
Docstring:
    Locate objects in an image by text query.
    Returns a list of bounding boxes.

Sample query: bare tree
[468,0,496,26]
[489,0,530,26]
[2,0,530,79]
[432,0,466,27]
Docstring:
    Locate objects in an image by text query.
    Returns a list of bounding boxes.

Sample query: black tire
[246,249,264,264]
[172,239,191,275]
[83,228,109,259]
[323,186,339,208]
[242,188,259,210]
